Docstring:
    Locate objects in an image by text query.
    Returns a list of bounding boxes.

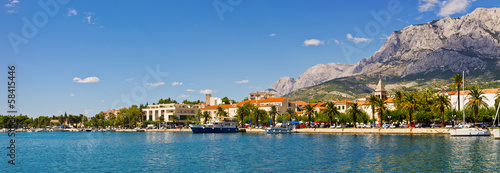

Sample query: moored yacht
[265,123,295,134]
[190,118,240,133]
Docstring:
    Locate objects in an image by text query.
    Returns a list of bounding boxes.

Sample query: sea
[1,132,499,172]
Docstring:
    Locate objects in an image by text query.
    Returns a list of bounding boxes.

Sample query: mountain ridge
[265,7,500,97]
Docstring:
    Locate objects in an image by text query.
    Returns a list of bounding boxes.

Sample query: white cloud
[270,33,276,37]
[415,15,423,20]
[303,39,324,46]
[346,33,372,43]
[199,89,218,94]
[418,0,440,12]
[235,80,249,84]
[84,109,94,114]
[67,8,77,16]
[146,82,165,87]
[418,0,475,17]
[69,93,75,97]
[178,94,190,98]
[101,100,105,102]
[438,0,474,17]
[247,86,263,89]
[5,0,19,13]
[334,40,340,45]
[172,82,183,86]
[73,77,100,83]
[186,89,195,92]
[125,78,134,81]
[84,12,96,24]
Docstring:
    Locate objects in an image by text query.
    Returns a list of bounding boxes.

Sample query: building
[200,97,289,123]
[442,88,499,110]
[142,103,201,124]
[103,109,120,120]
[248,92,275,100]
[374,79,388,100]
[335,100,354,113]
[205,94,222,106]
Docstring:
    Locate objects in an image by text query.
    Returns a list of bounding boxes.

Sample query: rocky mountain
[264,63,352,96]
[266,7,500,97]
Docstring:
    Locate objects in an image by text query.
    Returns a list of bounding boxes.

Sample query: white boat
[449,72,491,137]
[491,98,500,139]
[265,123,294,134]
[492,129,500,139]
[450,128,491,136]
[52,127,65,132]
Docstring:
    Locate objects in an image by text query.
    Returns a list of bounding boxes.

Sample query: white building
[442,89,498,110]
[205,94,222,106]
[142,103,201,123]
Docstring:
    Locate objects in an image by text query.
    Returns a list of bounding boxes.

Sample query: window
[342,106,345,110]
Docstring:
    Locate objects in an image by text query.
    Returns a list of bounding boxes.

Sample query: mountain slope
[267,7,500,97]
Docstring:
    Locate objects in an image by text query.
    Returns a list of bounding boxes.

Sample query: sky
[0,0,498,118]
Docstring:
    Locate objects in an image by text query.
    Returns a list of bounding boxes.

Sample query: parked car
[415,123,423,128]
[430,123,440,128]
[382,123,391,128]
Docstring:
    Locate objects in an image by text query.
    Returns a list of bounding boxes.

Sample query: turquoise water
[1,132,500,172]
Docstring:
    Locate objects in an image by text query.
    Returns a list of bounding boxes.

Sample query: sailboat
[491,100,500,139]
[449,71,491,136]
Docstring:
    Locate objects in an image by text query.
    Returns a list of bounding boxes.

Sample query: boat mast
[462,71,465,127]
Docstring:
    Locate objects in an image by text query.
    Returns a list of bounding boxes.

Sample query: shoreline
[113,128,453,134]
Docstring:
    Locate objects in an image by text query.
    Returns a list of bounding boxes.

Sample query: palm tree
[403,92,418,127]
[202,111,210,124]
[323,102,339,125]
[347,103,363,128]
[452,73,463,112]
[269,106,278,126]
[171,115,178,126]
[286,108,296,121]
[216,106,225,118]
[251,108,267,127]
[367,95,379,126]
[495,92,500,109]
[374,98,387,127]
[304,104,314,127]
[466,86,488,124]
[434,94,451,128]
[393,90,405,110]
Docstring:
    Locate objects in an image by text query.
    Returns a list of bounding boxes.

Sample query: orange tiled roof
[237,97,288,106]
[336,99,353,104]
[201,104,236,110]
[385,98,394,103]
[446,89,499,95]
[296,112,303,115]
[293,100,307,105]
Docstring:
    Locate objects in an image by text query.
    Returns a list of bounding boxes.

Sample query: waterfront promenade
[115,128,452,134]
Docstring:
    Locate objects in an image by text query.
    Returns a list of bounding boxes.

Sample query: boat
[106,128,116,132]
[190,118,240,133]
[265,123,295,134]
[52,127,65,132]
[491,98,500,139]
[449,71,491,137]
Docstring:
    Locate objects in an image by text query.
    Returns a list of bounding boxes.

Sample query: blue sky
[1,0,498,117]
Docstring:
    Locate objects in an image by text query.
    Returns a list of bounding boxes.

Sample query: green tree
[216,106,226,118]
[251,107,267,127]
[323,102,339,125]
[374,97,387,127]
[367,95,379,123]
[403,92,418,127]
[434,94,451,127]
[466,86,488,124]
[452,73,463,112]
[286,108,296,121]
[304,104,314,127]
[393,90,405,111]
[269,106,278,126]
[202,111,211,124]
[347,103,363,128]
[221,97,230,104]
[195,109,202,122]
